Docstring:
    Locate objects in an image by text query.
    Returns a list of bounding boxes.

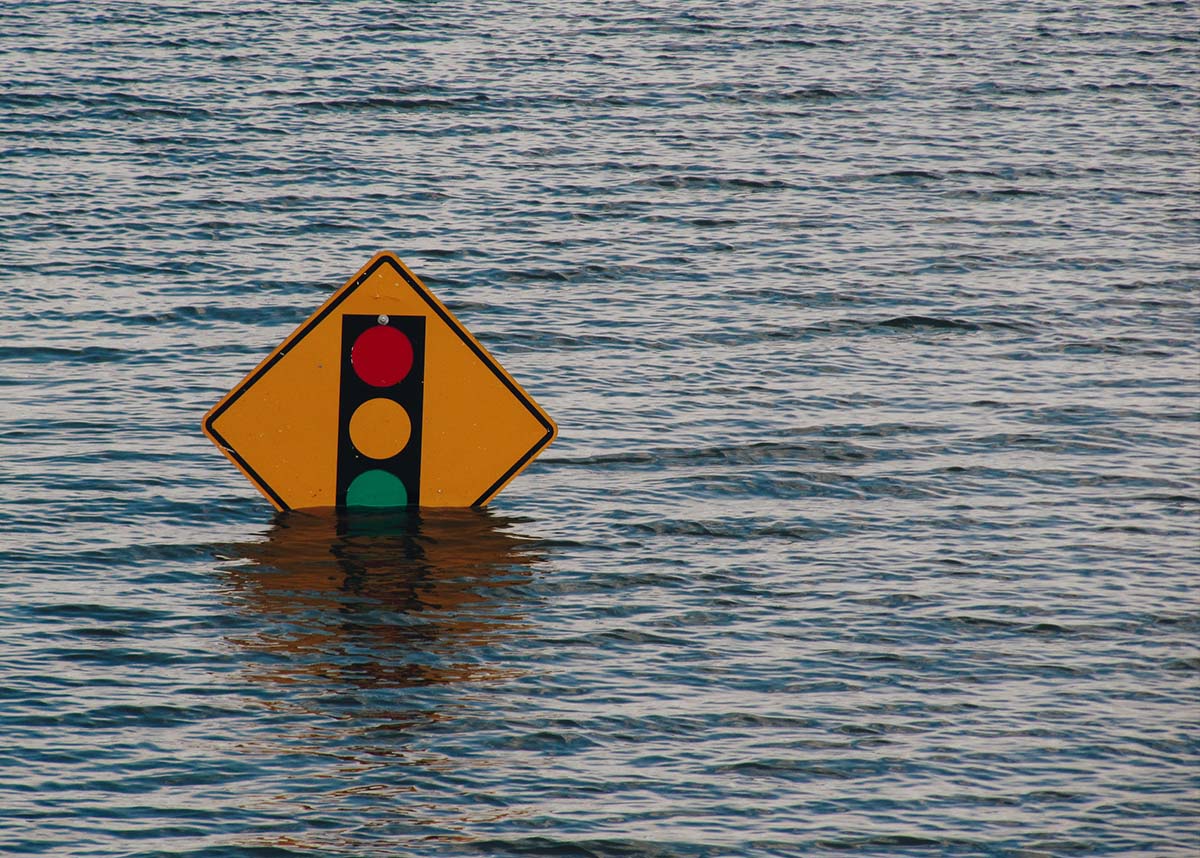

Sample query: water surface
[1,1,1197,856]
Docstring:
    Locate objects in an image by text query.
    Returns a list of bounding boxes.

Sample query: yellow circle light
[349,397,412,460]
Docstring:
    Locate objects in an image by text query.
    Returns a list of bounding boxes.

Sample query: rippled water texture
[2,2,1198,856]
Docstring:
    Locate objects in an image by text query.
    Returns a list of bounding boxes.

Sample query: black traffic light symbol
[336,314,425,507]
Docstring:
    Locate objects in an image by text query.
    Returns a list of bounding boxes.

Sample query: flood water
[2,2,1198,856]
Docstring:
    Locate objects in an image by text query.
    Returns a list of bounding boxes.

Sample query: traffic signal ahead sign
[202,252,557,510]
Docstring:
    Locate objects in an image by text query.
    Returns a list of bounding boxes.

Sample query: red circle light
[351,324,413,387]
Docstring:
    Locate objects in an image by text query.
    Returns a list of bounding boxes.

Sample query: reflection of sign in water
[203,251,557,511]
[223,509,540,689]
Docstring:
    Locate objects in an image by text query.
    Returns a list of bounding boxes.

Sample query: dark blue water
[2,2,1198,856]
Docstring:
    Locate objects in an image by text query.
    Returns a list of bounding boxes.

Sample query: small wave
[750,37,822,49]
[294,94,489,113]
[878,315,981,332]
[959,81,1073,96]
[945,165,1068,180]
[1054,338,1180,357]
[357,21,418,32]
[626,518,833,541]
[817,834,972,851]
[1133,494,1198,505]
[29,604,168,622]
[97,104,213,120]
[550,436,908,470]
[631,173,790,191]
[712,756,897,779]
[95,303,303,328]
[782,86,845,101]
[865,169,945,184]
[0,345,133,364]
[947,187,1047,199]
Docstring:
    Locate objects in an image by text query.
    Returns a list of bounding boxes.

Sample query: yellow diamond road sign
[202,252,557,510]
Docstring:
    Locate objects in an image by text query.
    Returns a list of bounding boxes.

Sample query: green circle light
[345,469,409,508]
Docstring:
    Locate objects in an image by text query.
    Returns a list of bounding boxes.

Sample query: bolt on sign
[202,252,557,510]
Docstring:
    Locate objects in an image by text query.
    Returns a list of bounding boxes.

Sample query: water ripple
[1,1,1197,856]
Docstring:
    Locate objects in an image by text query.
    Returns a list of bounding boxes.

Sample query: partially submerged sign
[203,252,556,510]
